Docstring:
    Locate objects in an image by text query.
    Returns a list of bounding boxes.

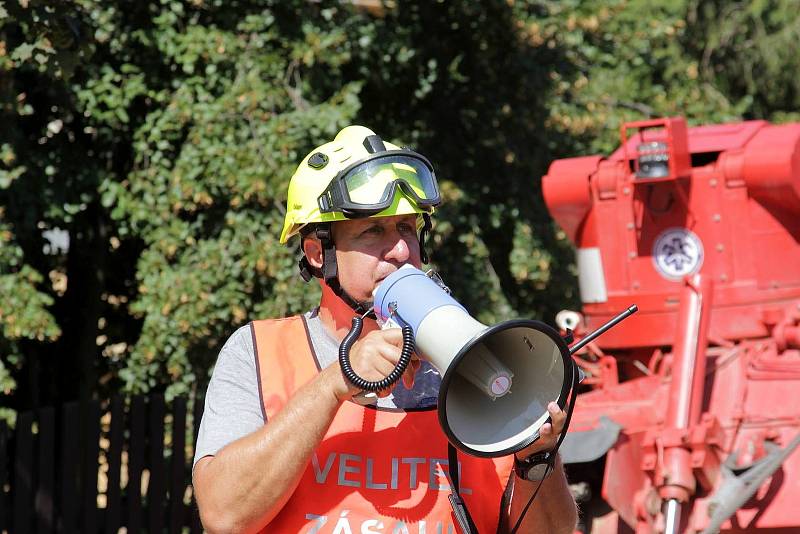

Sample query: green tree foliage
[527,0,800,155]
[1,0,799,415]
[682,0,800,121]
[1,0,80,421]
[105,3,367,394]
[350,2,579,325]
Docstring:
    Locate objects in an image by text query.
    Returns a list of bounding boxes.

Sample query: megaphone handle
[338,316,415,392]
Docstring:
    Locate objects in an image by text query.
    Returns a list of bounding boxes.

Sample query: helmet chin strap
[302,223,370,315]
[419,213,432,264]
[297,217,433,315]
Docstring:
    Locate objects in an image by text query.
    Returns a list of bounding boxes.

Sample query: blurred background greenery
[2,0,799,422]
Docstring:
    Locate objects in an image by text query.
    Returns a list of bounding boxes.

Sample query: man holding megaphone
[193,126,578,533]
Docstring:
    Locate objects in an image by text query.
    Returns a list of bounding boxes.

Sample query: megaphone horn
[366,265,573,458]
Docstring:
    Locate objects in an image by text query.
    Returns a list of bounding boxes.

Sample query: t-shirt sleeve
[193,324,264,468]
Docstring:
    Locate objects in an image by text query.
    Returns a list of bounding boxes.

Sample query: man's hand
[506,401,578,533]
[325,327,420,401]
[514,402,566,459]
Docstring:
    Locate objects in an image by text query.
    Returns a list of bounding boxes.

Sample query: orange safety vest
[252,316,515,534]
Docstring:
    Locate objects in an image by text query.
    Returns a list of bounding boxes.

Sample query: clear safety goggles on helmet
[317,150,441,218]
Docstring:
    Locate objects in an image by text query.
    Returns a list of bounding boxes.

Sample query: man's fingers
[344,329,421,398]
[374,353,400,377]
[375,327,405,346]
[539,422,553,438]
[547,402,566,434]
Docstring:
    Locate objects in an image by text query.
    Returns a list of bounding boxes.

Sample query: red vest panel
[252,316,514,533]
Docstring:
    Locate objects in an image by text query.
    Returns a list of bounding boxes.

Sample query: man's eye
[398,223,415,234]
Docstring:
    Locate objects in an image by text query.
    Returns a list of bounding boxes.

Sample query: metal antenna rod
[569,305,638,355]
[664,499,682,534]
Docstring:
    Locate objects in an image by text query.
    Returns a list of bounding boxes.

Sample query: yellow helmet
[279,125,440,244]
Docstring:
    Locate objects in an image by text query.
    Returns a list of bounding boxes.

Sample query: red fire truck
[543,117,800,533]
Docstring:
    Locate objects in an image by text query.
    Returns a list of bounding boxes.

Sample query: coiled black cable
[338,315,415,392]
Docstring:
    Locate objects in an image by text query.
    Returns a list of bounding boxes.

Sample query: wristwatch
[514,451,555,482]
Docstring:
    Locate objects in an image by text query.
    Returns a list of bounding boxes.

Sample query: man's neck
[317,284,379,342]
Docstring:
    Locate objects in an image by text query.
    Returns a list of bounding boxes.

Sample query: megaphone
[369,264,573,458]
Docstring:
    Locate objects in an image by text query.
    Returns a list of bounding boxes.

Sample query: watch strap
[513,451,554,481]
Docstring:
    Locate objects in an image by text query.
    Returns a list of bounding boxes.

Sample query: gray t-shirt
[193,309,442,467]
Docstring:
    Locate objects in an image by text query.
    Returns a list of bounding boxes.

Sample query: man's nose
[385,234,411,262]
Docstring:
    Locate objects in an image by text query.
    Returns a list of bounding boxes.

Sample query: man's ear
[302,236,324,269]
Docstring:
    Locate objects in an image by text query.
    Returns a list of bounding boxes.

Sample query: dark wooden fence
[0,394,205,533]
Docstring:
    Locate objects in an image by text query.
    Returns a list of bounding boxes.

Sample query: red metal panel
[609,121,767,162]
[602,431,651,530]
[543,116,800,533]
[541,155,603,243]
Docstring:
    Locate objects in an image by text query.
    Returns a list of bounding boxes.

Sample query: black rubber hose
[339,315,415,392]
